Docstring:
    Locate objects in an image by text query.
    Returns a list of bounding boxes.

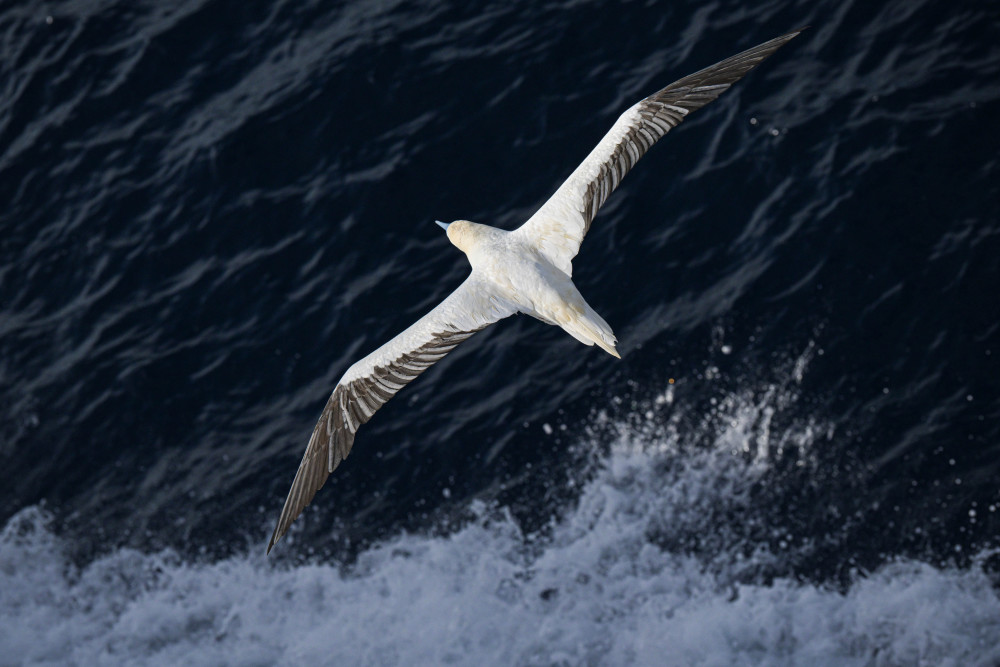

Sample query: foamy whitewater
[3,350,998,666]
[3,0,998,663]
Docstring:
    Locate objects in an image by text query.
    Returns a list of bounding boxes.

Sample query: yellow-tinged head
[435,220,479,254]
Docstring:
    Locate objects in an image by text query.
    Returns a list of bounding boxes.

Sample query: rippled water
[2,0,999,663]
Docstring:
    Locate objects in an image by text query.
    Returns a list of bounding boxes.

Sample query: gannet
[268,29,802,552]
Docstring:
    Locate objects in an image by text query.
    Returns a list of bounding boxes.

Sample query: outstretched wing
[268,273,515,553]
[514,29,803,276]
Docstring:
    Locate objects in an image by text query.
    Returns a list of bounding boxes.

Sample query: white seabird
[268,29,803,552]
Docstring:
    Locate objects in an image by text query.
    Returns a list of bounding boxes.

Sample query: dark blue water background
[2,0,1000,662]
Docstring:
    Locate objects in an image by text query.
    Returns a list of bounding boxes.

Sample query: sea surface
[2,0,999,664]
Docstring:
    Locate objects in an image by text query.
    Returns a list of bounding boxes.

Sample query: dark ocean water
[2,0,1000,663]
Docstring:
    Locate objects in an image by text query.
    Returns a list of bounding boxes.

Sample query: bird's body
[267,29,804,553]
[450,222,620,355]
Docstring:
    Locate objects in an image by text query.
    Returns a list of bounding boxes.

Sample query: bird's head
[435,220,478,253]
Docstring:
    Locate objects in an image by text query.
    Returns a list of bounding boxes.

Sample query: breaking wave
[3,364,998,666]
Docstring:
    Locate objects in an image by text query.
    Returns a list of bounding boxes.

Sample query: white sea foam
[3,371,999,666]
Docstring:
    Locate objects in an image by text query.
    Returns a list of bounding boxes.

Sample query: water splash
[3,366,997,665]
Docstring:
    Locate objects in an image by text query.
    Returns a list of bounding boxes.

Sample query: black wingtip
[266,525,280,555]
[779,26,810,42]
[765,27,808,47]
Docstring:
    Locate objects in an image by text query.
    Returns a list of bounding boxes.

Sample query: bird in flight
[268,29,803,553]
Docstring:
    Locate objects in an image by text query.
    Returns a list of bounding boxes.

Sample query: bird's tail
[558,303,620,359]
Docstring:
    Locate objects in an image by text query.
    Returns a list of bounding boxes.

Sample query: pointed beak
[435,220,451,232]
